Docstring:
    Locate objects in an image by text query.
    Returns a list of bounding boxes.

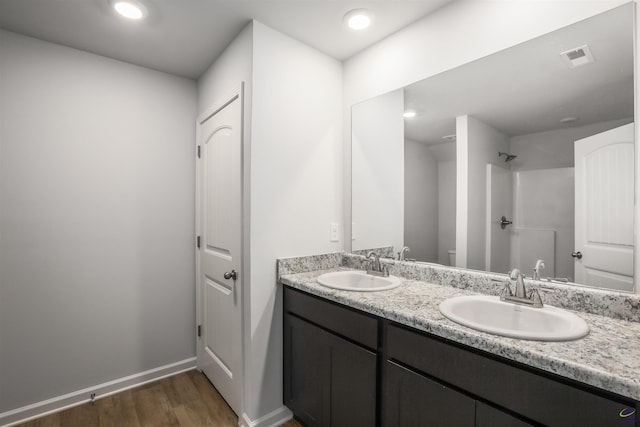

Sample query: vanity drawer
[387,324,636,426]
[284,287,379,350]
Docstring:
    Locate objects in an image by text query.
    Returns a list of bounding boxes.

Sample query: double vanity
[279,253,640,426]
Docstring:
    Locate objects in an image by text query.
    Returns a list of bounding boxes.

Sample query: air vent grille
[560,44,595,68]
[566,49,586,60]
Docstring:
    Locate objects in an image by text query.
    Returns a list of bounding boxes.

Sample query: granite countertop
[281,266,640,402]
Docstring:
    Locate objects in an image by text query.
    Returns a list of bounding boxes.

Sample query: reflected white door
[196,88,243,415]
[574,123,634,291]
[486,164,512,274]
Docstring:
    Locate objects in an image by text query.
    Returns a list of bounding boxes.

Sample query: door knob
[571,251,583,259]
[499,216,513,230]
[224,270,238,280]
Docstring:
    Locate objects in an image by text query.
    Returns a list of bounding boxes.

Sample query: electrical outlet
[330,223,339,242]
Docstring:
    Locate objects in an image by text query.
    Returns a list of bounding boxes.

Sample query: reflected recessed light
[403,110,417,118]
[560,117,578,124]
[344,9,373,30]
[112,0,147,20]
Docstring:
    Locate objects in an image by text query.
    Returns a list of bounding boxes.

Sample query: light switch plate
[330,223,339,242]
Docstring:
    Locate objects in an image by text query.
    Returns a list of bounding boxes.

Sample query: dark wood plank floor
[15,370,302,427]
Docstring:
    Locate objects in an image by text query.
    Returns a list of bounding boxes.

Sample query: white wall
[404,139,437,262]
[198,24,253,114]
[510,118,633,171]
[342,0,627,251]
[432,143,456,265]
[0,30,197,415]
[352,90,404,253]
[198,20,342,425]
[458,115,509,271]
[247,21,342,423]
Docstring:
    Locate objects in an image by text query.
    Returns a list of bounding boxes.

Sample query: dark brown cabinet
[382,360,532,427]
[383,361,475,426]
[386,324,636,426]
[283,287,638,427]
[284,288,378,427]
[475,402,532,427]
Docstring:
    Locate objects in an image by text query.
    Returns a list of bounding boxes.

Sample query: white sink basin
[317,270,402,292]
[439,295,589,341]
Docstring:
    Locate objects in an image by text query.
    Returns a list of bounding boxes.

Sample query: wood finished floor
[15,370,302,427]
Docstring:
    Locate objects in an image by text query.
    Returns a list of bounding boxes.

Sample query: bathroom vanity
[279,254,640,427]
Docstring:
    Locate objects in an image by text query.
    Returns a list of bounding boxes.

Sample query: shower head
[498,152,517,162]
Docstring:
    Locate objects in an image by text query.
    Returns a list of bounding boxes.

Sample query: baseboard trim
[0,357,197,427]
[240,405,293,427]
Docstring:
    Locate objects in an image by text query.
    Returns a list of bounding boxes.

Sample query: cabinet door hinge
[196,236,200,249]
[197,324,202,338]
[197,145,201,159]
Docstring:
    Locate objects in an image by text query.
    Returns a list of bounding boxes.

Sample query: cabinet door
[476,401,533,427]
[284,314,328,427]
[383,361,475,427]
[329,331,377,427]
[284,313,377,427]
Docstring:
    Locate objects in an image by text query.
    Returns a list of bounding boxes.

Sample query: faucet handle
[381,264,389,277]
[499,284,513,300]
[530,289,544,308]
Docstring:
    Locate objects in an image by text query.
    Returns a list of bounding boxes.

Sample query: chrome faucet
[398,246,410,261]
[366,251,389,277]
[510,268,527,298]
[533,259,545,280]
[500,268,543,308]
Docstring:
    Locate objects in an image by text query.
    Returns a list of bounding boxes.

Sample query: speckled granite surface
[350,246,395,258]
[278,254,640,401]
[343,253,640,322]
[277,252,342,278]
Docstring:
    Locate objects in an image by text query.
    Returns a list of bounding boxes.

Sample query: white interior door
[196,88,243,415]
[574,123,634,291]
[485,163,512,274]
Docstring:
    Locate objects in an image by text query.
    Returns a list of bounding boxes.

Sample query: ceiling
[403,3,634,144]
[0,0,453,79]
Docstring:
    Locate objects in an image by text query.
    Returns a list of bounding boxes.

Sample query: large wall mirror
[351,3,635,292]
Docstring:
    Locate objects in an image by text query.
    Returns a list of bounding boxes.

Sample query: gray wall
[509,118,633,171]
[404,139,438,262]
[0,30,197,412]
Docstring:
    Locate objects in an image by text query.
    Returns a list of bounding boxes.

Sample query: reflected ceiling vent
[560,45,595,68]
[442,134,456,142]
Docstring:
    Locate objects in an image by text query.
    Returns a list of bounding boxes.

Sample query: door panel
[205,127,234,255]
[197,90,243,415]
[575,123,634,291]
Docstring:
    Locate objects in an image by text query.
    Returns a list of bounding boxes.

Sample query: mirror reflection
[351,4,634,292]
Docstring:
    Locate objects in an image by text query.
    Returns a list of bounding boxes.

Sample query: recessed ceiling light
[112,0,148,20]
[403,110,417,118]
[344,9,373,31]
[560,117,578,124]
